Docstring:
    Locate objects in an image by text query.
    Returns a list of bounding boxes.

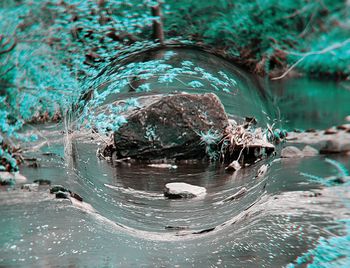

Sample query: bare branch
[272,38,350,80]
[151,3,164,45]
[0,38,17,55]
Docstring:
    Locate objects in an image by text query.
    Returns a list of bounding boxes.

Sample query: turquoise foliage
[300,158,349,186]
[81,50,238,135]
[197,129,222,160]
[1,0,348,142]
[0,0,157,140]
[164,0,349,77]
[0,145,18,172]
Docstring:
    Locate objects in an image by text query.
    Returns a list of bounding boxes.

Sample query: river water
[1,49,350,267]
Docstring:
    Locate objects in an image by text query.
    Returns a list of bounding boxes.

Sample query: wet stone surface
[114,93,229,160]
[164,182,207,199]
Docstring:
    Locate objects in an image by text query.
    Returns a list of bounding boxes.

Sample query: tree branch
[0,38,17,55]
[151,3,164,45]
[271,38,350,80]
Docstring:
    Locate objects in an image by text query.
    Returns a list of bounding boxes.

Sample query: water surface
[1,50,349,267]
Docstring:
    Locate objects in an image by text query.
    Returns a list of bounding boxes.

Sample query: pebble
[302,145,318,157]
[225,160,241,171]
[281,146,303,158]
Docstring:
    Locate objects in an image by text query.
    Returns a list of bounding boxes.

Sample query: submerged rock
[164,182,206,199]
[114,93,229,160]
[281,146,303,158]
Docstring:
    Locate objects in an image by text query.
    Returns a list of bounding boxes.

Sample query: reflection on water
[1,51,350,267]
[270,78,350,130]
[1,136,348,267]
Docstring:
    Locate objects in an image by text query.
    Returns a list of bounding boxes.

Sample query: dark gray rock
[50,185,70,194]
[55,191,69,199]
[114,93,229,160]
[164,182,206,199]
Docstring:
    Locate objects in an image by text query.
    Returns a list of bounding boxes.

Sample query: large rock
[114,93,229,160]
[164,182,206,199]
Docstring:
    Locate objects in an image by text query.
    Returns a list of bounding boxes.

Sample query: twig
[151,2,165,45]
[0,38,17,55]
[272,38,350,80]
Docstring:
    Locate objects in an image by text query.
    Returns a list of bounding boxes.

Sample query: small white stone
[225,160,241,171]
[164,182,206,199]
[148,164,177,169]
[256,164,269,178]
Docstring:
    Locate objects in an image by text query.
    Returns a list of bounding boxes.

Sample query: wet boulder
[114,93,229,160]
[164,182,206,199]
